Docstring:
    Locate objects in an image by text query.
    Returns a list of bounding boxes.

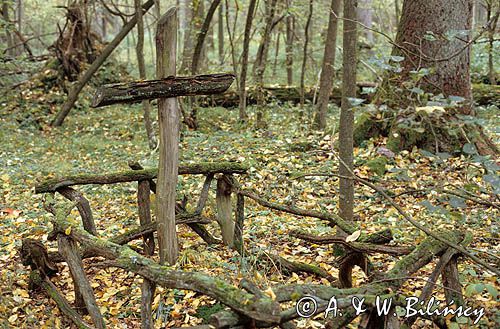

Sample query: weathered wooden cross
[91,7,235,266]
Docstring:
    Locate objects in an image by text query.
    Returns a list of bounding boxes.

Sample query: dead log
[198,82,376,108]
[20,239,59,285]
[57,187,97,235]
[130,164,156,329]
[58,236,105,329]
[91,73,235,107]
[49,205,281,324]
[35,162,248,193]
[290,230,413,255]
[29,270,95,329]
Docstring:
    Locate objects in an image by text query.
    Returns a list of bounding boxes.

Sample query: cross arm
[91,73,235,108]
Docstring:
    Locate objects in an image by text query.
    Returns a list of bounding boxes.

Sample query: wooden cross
[91,7,234,265]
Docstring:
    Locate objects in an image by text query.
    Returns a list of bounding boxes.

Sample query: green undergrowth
[0,100,498,328]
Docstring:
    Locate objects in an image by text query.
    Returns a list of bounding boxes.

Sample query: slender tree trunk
[300,0,313,108]
[313,0,340,130]
[285,0,294,85]
[357,0,373,43]
[135,0,156,150]
[16,0,22,34]
[486,0,498,85]
[225,0,239,89]
[191,0,222,74]
[51,0,155,126]
[272,32,280,78]
[238,0,257,121]
[2,1,15,57]
[255,0,278,127]
[218,1,224,65]
[339,0,357,223]
[180,0,203,73]
[394,0,400,24]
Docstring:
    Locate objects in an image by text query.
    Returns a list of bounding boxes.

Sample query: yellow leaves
[263,287,276,300]
[8,314,18,323]
[64,226,71,235]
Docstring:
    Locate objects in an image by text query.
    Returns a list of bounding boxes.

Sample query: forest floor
[0,99,499,328]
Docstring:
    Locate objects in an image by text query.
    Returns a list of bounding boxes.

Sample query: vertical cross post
[156,7,179,265]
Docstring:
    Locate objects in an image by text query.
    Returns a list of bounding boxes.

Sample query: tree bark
[299,0,313,108]
[191,0,222,74]
[238,0,257,121]
[50,0,155,126]
[156,7,179,266]
[134,0,156,150]
[218,1,224,65]
[91,74,235,107]
[313,0,340,130]
[254,0,278,127]
[285,0,294,85]
[35,162,248,193]
[339,0,357,223]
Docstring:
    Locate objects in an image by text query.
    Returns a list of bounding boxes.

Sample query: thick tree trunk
[135,0,156,150]
[238,0,257,121]
[313,0,340,130]
[354,0,498,155]
[339,0,357,224]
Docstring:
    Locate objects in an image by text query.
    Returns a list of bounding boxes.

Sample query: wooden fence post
[156,7,179,265]
[216,175,234,247]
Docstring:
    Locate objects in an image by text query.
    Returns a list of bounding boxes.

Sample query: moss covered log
[48,200,280,324]
[35,162,248,193]
[92,74,235,107]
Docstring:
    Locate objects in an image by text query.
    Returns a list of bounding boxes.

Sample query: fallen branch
[290,230,413,256]
[29,270,95,329]
[47,198,281,324]
[35,162,248,193]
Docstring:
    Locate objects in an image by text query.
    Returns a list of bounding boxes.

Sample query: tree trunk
[299,0,313,108]
[2,0,15,57]
[135,0,156,150]
[486,0,498,85]
[51,0,155,126]
[255,0,278,128]
[218,1,224,65]
[180,0,204,73]
[191,0,222,74]
[339,0,357,223]
[313,0,340,130]
[285,0,294,85]
[357,0,373,44]
[238,0,257,121]
[354,0,498,155]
